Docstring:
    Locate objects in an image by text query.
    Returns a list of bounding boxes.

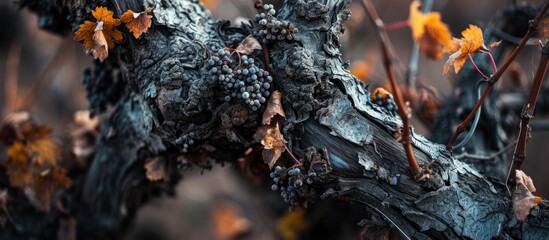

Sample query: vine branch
[360,0,422,179]
[446,0,549,150]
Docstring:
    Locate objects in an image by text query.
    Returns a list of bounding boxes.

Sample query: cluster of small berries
[206,49,272,111]
[175,131,196,153]
[269,166,318,206]
[372,87,398,114]
[255,4,298,44]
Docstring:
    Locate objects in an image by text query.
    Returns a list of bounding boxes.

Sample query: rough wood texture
[6,0,549,239]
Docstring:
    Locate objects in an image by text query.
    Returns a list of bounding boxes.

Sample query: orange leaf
[443,25,486,74]
[200,0,221,10]
[121,7,153,39]
[409,1,424,40]
[408,1,452,60]
[74,7,123,61]
[6,142,32,187]
[212,201,252,239]
[25,126,61,166]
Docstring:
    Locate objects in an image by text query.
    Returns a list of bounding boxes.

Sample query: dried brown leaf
[262,90,286,125]
[513,183,542,221]
[212,201,252,239]
[253,123,286,169]
[516,170,536,192]
[144,157,169,182]
[31,167,71,212]
[6,143,33,187]
[120,7,153,39]
[235,35,262,55]
[91,25,108,62]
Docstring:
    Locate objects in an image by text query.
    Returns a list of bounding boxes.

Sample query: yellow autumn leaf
[443,25,487,74]
[408,1,452,60]
[6,142,33,187]
[120,7,153,39]
[25,126,61,166]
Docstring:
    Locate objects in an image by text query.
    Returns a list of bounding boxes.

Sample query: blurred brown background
[0,0,547,239]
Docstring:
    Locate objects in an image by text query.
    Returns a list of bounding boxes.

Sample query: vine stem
[361,0,422,178]
[446,0,549,151]
[468,54,489,79]
[384,20,410,31]
[506,42,549,191]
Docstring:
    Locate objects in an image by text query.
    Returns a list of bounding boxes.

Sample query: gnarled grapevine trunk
[5,0,549,239]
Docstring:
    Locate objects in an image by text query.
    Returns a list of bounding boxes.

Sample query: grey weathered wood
[7,0,549,239]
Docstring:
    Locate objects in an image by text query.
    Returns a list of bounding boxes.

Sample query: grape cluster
[175,131,196,153]
[206,49,272,111]
[270,166,318,207]
[255,4,298,44]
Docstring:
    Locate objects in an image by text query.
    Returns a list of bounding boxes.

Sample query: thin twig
[361,0,421,178]
[2,41,21,118]
[454,140,518,160]
[454,80,487,149]
[506,41,549,190]
[468,54,489,79]
[446,0,549,150]
[16,37,72,111]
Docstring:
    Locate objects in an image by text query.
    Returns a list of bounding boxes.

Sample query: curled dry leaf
[513,170,542,221]
[235,35,262,55]
[74,6,123,61]
[516,170,537,193]
[144,157,170,182]
[513,184,542,221]
[253,123,286,169]
[121,7,154,39]
[262,90,286,125]
[91,22,108,61]
[212,201,252,239]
